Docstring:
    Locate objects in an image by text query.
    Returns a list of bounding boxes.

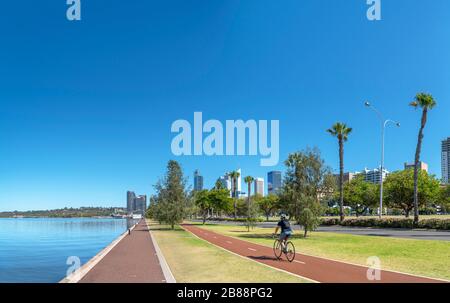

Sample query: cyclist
[273,214,293,252]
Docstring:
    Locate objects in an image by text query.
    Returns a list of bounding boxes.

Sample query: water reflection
[0,217,138,283]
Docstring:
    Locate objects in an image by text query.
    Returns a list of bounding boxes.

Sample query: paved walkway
[182,224,446,283]
[198,220,450,241]
[79,220,166,283]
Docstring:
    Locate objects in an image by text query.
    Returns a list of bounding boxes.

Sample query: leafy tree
[208,188,233,217]
[384,169,440,218]
[242,197,260,231]
[298,208,319,237]
[280,148,332,224]
[256,194,280,221]
[214,178,225,190]
[342,175,379,216]
[410,93,436,224]
[327,122,352,222]
[152,160,188,229]
[439,185,450,213]
[194,190,211,224]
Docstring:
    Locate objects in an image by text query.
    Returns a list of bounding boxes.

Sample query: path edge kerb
[59,221,139,283]
[179,224,318,283]
[147,221,176,283]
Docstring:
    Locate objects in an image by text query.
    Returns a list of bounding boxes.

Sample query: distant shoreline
[0,216,120,219]
[0,207,127,219]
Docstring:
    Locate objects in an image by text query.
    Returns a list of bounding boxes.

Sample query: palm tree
[327,122,353,223]
[228,170,241,218]
[244,176,255,231]
[410,93,436,225]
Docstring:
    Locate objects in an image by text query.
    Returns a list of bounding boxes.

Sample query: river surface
[0,217,136,282]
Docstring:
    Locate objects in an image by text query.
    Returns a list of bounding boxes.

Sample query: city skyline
[1,1,450,211]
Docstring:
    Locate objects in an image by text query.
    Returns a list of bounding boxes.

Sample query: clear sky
[1,0,449,211]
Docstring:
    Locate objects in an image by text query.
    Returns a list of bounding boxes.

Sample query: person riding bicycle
[273,214,293,252]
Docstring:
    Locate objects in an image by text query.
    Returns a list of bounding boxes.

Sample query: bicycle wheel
[273,240,283,260]
[285,241,296,262]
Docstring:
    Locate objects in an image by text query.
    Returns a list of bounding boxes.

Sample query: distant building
[333,172,359,184]
[267,171,282,195]
[254,178,265,197]
[194,169,204,191]
[362,167,389,184]
[442,137,450,184]
[126,191,147,216]
[134,195,147,216]
[404,161,429,173]
[127,191,136,213]
[236,168,242,195]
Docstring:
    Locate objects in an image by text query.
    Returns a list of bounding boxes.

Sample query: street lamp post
[365,102,400,219]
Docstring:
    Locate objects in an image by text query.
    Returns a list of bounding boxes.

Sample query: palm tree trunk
[233,178,237,219]
[339,138,345,223]
[248,183,251,231]
[413,108,428,225]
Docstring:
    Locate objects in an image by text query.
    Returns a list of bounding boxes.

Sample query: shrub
[320,218,340,225]
[319,217,449,230]
[298,208,320,237]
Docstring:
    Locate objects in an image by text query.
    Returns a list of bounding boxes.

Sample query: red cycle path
[79,220,166,283]
[182,224,445,283]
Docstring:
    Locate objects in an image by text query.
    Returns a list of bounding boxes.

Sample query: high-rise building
[126,191,147,216]
[236,168,242,194]
[404,161,429,173]
[194,169,204,191]
[254,178,265,197]
[134,195,147,216]
[267,171,282,195]
[362,167,389,184]
[127,191,136,214]
[442,137,450,184]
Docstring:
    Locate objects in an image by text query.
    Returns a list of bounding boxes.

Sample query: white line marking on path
[293,260,305,264]
[226,241,232,244]
[248,248,257,252]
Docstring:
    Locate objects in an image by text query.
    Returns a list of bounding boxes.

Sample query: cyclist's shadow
[248,255,280,261]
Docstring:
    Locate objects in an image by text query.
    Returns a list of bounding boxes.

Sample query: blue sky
[1,0,449,211]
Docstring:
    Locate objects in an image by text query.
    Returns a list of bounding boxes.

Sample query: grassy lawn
[193,223,450,281]
[147,221,309,283]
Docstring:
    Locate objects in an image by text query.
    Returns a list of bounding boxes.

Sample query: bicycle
[272,233,296,262]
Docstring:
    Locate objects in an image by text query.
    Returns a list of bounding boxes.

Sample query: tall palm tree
[327,122,353,223]
[410,93,436,225]
[244,176,254,231]
[228,170,240,218]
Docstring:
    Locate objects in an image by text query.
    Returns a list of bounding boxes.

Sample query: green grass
[193,222,450,281]
[147,221,310,283]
